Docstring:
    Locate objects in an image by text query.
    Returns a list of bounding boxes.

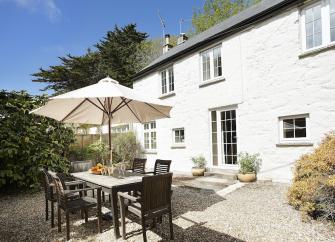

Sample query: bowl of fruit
[89,163,104,175]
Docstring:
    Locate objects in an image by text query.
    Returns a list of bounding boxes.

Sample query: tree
[0,90,75,190]
[32,24,148,94]
[192,0,261,33]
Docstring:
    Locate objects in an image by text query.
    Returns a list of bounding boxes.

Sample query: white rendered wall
[133,7,335,182]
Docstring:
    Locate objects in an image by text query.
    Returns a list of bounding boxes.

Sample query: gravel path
[0,182,334,242]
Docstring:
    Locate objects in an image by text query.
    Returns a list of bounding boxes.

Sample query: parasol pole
[107,97,113,166]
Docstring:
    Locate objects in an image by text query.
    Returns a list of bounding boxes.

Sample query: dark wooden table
[71,171,144,239]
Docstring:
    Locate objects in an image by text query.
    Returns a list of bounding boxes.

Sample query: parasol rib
[144,102,170,118]
[61,99,87,122]
[121,97,142,123]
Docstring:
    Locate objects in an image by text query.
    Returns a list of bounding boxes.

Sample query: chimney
[177,33,188,45]
[163,34,172,54]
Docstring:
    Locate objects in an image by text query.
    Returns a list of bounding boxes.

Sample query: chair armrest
[64,186,101,195]
[144,171,154,175]
[117,192,140,202]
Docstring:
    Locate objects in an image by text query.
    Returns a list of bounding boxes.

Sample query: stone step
[204,168,238,180]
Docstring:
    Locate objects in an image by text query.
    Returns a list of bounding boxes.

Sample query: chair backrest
[132,158,146,174]
[141,173,172,213]
[154,159,172,175]
[52,174,67,207]
[41,168,54,199]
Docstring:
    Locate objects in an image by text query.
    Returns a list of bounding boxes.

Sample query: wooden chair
[146,159,172,175]
[130,158,147,174]
[118,173,174,242]
[41,168,85,228]
[52,174,102,241]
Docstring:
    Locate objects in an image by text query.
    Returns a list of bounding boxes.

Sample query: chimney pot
[163,34,172,54]
[177,33,188,45]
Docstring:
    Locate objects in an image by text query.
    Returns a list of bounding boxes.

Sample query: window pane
[151,121,156,129]
[295,118,306,129]
[295,128,307,138]
[305,4,322,49]
[213,46,222,77]
[283,119,294,129]
[144,133,150,149]
[331,12,335,42]
[168,68,174,92]
[202,51,211,81]
[211,111,217,120]
[151,132,156,149]
[331,0,335,11]
[284,129,294,138]
[331,28,335,42]
[211,121,217,132]
[161,71,167,94]
[144,123,149,130]
[180,129,185,142]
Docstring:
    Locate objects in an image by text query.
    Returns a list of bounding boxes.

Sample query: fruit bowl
[89,169,102,175]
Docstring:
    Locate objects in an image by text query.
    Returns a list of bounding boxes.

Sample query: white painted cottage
[131,0,335,182]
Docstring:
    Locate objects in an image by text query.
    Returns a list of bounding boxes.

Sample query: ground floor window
[279,114,310,142]
[144,121,156,150]
[173,128,185,145]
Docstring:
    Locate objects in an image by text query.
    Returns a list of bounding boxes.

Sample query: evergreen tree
[32,24,147,94]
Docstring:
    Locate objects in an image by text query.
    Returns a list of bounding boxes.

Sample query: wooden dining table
[71,171,145,239]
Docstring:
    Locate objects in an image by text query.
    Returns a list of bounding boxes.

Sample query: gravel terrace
[0,182,334,242]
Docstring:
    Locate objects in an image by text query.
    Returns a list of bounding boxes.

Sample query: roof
[133,0,301,80]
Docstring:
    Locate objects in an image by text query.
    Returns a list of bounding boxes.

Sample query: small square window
[279,115,310,142]
[173,128,185,144]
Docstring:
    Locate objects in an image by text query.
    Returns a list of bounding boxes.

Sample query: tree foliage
[192,0,261,33]
[32,24,148,94]
[0,90,75,190]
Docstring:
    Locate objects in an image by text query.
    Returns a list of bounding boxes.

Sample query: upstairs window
[200,45,222,81]
[144,121,157,150]
[161,67,174,95]
[301,1,335,51]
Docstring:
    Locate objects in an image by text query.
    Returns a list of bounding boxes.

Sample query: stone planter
[71,160,93,172]
[192,167,205,176]
[237,172,256,182]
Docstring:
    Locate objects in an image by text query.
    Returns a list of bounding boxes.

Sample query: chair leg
[84,209,88,223]
[81,209,84,219]
[102,191,105,202]
[57,206,61,233]
[169,210,174,240]
[142,217,147,242]
[66,211,70,241]
[45,199,49,221]
[51,201,54,228]
[92,189,95,198]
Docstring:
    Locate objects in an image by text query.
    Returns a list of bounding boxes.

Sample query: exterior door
[220,110,237,165]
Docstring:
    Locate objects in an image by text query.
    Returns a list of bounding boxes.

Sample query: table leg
[111,187,120,238]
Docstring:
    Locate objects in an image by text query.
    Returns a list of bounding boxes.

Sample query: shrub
[68,145,90,161]
[0,90,75,190]
[112,132,143,166]
[87,141,109,165]
[288,132,335,221]
[238,152,262,174]
[191,155,207,168]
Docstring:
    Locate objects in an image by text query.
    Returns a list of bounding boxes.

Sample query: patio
[1,180,334,242]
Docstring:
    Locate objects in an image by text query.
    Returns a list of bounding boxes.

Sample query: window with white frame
[161,67,174,95]
[173,128,185,144]
[279,115,310,142]
[200,45,222,81]
[301,0,335,51]
[144,121,156,150]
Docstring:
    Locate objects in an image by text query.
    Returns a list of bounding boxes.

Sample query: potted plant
[237,152,262,182]
[191,155,207,176]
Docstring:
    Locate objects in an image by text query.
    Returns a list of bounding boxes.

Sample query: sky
[0,0,204,95]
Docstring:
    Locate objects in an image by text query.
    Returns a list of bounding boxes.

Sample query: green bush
[0,90,75,190]
[87,141,109,165]
[288,132,335,221]
[191,155,207,168]
[238,152,262,174]
[68,145,90,161]
[112,132,143,166]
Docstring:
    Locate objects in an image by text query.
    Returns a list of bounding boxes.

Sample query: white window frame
[144,121,157,151]
[160,66,174,95]
[300,0,335,52]
[200,44,223,82]
[278,114,311,143]
[172,128,185,145]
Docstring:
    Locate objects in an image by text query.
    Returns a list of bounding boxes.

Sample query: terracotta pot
[192,168,205,176]
[237,172,256,182]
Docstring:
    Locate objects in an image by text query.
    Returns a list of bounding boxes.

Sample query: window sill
[159,92,176,99]
[276,142,313,147]
[299,42,335,59]
[143,150,157,154]
[171,144,186,149]
[199,77,225,88]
